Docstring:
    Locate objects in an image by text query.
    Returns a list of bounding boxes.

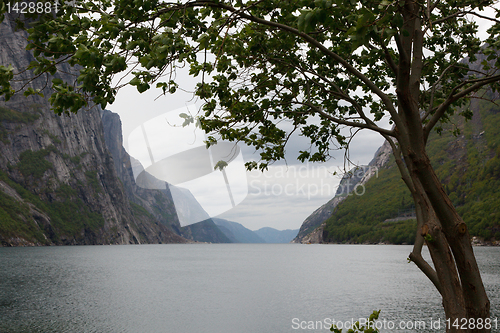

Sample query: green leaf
[214,160,228,171]
[129,77,141,86]
[179,113,194,126]
[137,83,150,93]
[197,34,210,50]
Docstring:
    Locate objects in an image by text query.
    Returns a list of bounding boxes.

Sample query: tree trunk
[409,186,467,331]
[404,145,491,332]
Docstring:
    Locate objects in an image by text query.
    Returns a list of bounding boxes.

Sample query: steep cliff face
[101,109,236,243]
[292,165,372,243]
[0,14,187,246]
[293,139,393,244]
[101,110,184,235]
[291,197,343,244]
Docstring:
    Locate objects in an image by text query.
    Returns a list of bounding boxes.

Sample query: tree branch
[295,65,394,137]
[301,102,396,137]
[409,17,423,102]
[430,9,500,27]
[409,195,443,295]
[409,242,443,295]
[422,62,457,122]
[423,74,500,139]
[380,42,399,76]
[156,1,402,126]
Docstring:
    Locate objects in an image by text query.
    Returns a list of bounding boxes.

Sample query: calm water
[0,244,499,333]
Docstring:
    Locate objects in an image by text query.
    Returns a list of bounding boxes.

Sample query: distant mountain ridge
[254,227,299,243]
[213,218,266,243]
[180,219,232,243]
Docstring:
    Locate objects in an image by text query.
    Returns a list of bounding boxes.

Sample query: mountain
[292,141,392,244]
[180,219,233,243]
[297,90,500,245]
[167,184,211,227]
[254,227,299,243]
[212,218,266,243]
[0,13,188,246]
[101,109,235,243]
[292,162,378,243]
[101,110,183,235]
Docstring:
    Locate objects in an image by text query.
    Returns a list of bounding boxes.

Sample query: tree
[1,0,500,331]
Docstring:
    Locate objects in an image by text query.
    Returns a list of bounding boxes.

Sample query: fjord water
[1,245,499,333]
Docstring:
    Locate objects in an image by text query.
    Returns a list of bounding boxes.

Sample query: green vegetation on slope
[454,96,500,240]
[0,105,40,123]
[323,94,500,244]
[0,168,105,244]
[17,146,56,178]
[0,188,48,245]
[48,184,105,237]
[323,161,416,244]
[0,105,40,144]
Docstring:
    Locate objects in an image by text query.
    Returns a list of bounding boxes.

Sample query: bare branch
[409,17,424,100]
[430,11,466,26]
[430,9,500,27]
[409,246,443,294]
[380,42,398,76]
[386,138,414,192]
[422,62,456,122]
[295,65,392,135]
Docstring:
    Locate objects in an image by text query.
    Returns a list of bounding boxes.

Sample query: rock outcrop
[292,165,370,243]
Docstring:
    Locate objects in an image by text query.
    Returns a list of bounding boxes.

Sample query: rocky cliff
[0,13,187,246]
[292,141,392,244]
[101,109,231,243]
[101,110,184,235]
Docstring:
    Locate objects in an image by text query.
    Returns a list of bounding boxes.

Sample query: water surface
[0,244,499,332]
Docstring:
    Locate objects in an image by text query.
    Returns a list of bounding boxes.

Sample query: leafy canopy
[1,0,500,169]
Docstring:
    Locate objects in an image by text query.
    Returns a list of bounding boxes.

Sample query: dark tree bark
[396,121,490,332]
